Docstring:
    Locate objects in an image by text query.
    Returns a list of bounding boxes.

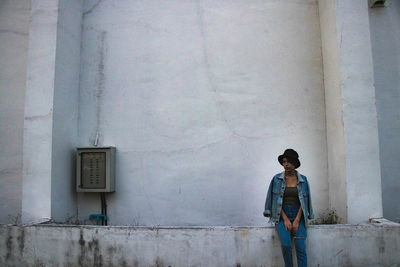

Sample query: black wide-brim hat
[278,149,301,169]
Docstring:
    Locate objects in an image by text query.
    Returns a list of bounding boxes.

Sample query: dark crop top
[283,186,300,206]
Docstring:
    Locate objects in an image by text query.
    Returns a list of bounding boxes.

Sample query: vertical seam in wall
[335,0,353,223]
[49,1,60,223]
[76,0,85,223]
[316,0,330,215]
[336,0,348,223]
[51,0,63,223]
[17,0,32,224]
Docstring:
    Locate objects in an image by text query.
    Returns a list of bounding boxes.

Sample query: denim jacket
[263,171,314,227]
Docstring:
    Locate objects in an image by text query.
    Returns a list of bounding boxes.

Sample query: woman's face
[282,157,295,172]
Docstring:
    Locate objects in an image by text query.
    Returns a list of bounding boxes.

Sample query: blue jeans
[275,204,307,267]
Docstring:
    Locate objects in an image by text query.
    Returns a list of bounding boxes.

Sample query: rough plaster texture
[319,0,383,223]
[22,0,60,224]
[77,0,328,226]
[0,0,30,224]
[51,0,83,223]
[1,224,399,266]
[369,1,400,223]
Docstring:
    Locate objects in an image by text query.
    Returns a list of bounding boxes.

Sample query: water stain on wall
[5,227,12,262]
[17,228,24,256]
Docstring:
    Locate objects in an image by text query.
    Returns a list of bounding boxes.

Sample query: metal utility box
[76,147,116,192]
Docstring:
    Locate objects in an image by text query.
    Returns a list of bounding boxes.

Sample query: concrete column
[319,0,383,223]
[22,0,60,224]
[21,0,83,224]
[51,0,83,223]
[369,0,400,224]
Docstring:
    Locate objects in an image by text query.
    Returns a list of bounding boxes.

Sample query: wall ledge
[1,223,399,266]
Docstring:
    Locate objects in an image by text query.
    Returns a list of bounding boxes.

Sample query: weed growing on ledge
[310,209,341,225]
[7,213,21,225]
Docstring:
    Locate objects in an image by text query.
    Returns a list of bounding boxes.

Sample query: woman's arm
[281,209,292,231]
[307,180,314,220]
[292,206,303,234]
[263,178,274,217]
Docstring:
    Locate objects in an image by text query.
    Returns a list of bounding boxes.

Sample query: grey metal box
[76,147,116,192]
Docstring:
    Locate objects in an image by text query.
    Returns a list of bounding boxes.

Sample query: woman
[263,149,314,267]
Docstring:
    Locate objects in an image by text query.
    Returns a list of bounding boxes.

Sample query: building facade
[0,0,399,226]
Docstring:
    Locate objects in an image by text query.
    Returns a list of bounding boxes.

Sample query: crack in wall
[195,1,241,138]
[195,1,271,141]
[118,137,230,156]
[0,29,28,36]
[140,156,157,225]
[24,110,52,121]
[83,0,103,17]
[92,30,107,146]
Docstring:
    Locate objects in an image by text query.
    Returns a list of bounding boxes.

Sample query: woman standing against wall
[264,149,314,267]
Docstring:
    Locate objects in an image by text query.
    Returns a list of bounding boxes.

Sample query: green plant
[8,213,21,225]
[310,209,341,225]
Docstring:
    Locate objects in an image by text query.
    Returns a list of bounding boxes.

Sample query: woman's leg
[293,219,307,267]
[275,219,293,267]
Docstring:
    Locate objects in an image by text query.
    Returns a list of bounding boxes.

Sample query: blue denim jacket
[263,171,314,227]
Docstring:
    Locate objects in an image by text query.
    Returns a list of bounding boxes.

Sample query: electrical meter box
[76,147,116,192]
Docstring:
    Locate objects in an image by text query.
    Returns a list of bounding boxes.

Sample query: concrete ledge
[1,224,399,266]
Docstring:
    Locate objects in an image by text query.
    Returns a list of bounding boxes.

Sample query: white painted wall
[0,0,30,224]
[1,0,388,226]
[369,1,400,223]
[77,0,328,226]
[1,223,399,266]
[51,0,83,222]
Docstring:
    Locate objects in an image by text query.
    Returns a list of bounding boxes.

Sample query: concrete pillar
[319,0,383,223]
[22,0,83,224]
[369,0,400,224]
[51,0,83,223]
[22,0,60,224]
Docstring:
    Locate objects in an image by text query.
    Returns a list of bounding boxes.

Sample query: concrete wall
[0,0,30,224]
[1,223,399,266]
[369,1,400,223]
[51,0,83,222]
[76,0,328,226]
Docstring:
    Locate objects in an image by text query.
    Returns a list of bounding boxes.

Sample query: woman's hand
[284,218,292,231]
[291,219,299,234]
